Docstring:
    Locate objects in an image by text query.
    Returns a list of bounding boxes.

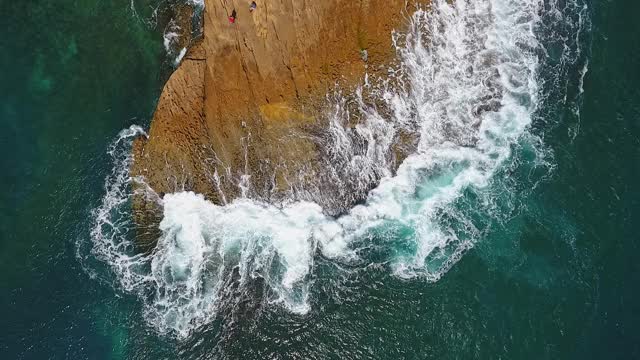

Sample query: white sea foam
[191,0,204,8]
[88,0,587,338]
[162,22,186,66]
[163,31,179,53]
[174,47,187,65]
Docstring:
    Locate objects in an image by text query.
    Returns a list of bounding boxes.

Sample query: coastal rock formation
[132,0,428,225]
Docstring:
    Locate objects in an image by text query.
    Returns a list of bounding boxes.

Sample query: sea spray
[87,0,588,338]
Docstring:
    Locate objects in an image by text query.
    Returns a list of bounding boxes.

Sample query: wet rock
[132,0,430,243]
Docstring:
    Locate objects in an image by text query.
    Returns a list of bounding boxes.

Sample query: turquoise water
[2,0,640,359]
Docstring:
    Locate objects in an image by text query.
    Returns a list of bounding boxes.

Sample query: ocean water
[2,0,640,359]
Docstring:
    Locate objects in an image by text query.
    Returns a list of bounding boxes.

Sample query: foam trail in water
[163,21,186,66]
[88,0,586,338]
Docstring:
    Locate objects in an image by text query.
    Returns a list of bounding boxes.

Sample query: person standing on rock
[228,9,237,23]
[249,1,257,12]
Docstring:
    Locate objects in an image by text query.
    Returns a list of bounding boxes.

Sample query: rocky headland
[131,0,429,244]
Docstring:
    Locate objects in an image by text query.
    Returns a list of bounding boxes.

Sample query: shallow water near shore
[2,0,640,359]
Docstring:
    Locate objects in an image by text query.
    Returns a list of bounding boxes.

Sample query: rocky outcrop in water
[131,0,428,230]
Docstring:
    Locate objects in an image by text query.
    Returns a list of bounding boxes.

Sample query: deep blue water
[1,0,640,359]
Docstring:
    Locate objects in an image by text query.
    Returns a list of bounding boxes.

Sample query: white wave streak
[91,0,551,337]
[163,20,185,66]
[90,125,150,289]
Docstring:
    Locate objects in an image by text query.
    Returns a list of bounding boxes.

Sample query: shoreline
[131,0,429,235]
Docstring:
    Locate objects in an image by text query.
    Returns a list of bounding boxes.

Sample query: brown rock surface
[132,0,428,214]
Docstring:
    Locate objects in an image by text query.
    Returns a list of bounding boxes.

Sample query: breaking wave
[83,0,589,338]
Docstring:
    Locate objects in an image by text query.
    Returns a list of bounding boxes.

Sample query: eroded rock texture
[132,0,428,227]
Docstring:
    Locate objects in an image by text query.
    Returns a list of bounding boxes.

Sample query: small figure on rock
[229,9,237,23]
[249,1,257,12]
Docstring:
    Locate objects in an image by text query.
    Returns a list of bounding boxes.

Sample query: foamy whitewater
[161,0,204,65]
[86,0,587,338]
[163,24,186,66]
